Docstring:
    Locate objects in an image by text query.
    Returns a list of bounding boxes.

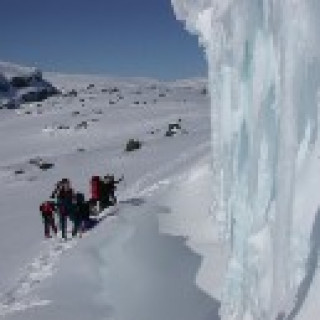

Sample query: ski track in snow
[0,238,77,317]
[122,140,210,200]
[0,141,210,318]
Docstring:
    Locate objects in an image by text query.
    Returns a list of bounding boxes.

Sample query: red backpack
[91,176,100,201]
[40,201,54,215]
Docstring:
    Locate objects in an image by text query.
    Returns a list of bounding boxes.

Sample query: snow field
[0,68,221,319]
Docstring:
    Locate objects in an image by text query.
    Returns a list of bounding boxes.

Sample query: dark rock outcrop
[125,139,142,152]
[0,63,60,109]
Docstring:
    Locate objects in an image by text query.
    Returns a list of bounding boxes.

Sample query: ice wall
[172,1,320,319]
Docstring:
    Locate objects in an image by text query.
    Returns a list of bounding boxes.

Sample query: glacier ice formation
[171,0,320,319]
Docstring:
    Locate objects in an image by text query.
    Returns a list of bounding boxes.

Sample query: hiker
[39,201,57,238]
[72,192,90,237]
[100,176,111,210]
[82,200,92,231]
[103,174,124,207]
[51,178,74,240]
[90,176,101,212]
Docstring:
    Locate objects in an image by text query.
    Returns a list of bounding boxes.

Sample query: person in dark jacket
[72,192,88,237]
[82,200,92,231]
[100,176,111,210]
[103,174,124,207]
[51,178,74,240]
[40,201,57,238]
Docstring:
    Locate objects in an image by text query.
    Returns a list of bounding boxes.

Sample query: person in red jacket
[40,201,58,238]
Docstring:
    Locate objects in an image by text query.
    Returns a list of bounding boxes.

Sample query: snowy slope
[0,68,225,319]
[2,158,226,320]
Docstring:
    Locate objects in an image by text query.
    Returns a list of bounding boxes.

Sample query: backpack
[91,176,100,200]
[40,201,54,215]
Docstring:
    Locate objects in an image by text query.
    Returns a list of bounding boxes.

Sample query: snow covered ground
[1,56,320,320]
[0,66,228,319]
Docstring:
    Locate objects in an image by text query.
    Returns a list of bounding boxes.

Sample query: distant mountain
[0,61,59,109]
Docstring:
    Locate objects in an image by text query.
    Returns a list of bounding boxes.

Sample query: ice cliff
[171,1,320,319]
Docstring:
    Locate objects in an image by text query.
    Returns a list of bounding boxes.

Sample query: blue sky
[0,0,207,80]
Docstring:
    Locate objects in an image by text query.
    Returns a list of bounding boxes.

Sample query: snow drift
[172,0,320,319]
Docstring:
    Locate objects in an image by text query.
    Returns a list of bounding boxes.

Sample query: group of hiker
[39,174,123,240]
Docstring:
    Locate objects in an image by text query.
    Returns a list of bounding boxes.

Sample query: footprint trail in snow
[0,238,77,317]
